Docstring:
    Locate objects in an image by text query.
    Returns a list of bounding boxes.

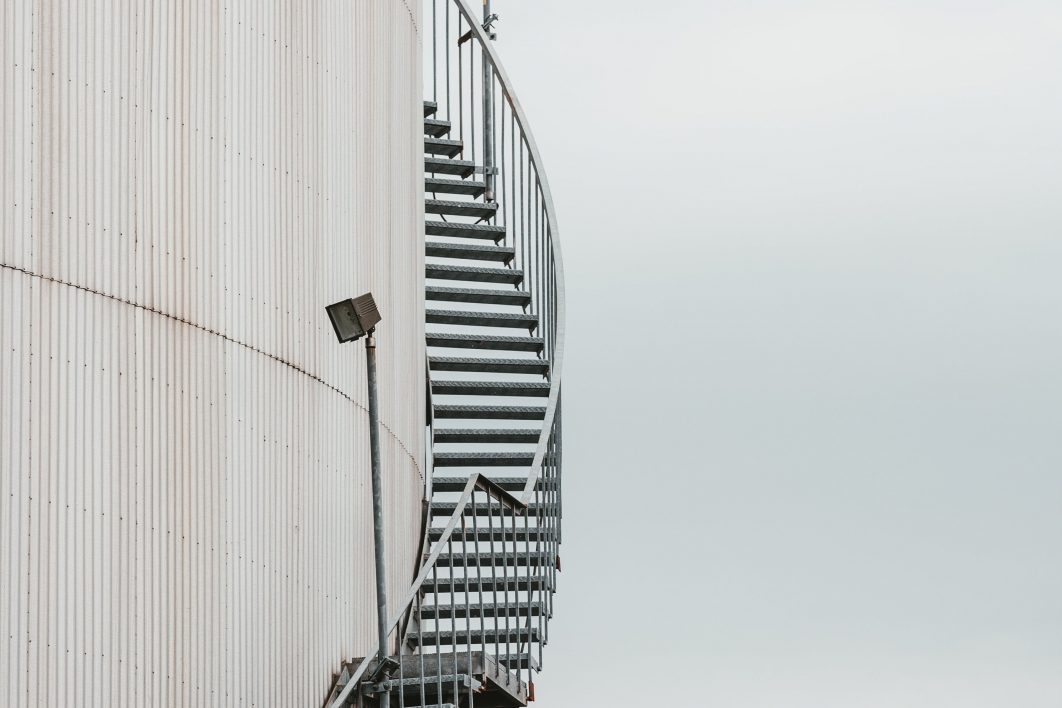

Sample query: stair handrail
[442,0,567,505]
[327,473,527,708]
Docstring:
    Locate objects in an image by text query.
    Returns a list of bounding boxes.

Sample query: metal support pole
[365,329,391,708]
[482,0,495,202]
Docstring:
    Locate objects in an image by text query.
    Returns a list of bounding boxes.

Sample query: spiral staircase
[323,1,565,706]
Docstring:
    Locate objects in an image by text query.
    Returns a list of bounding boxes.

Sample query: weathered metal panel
[0,1,424,705]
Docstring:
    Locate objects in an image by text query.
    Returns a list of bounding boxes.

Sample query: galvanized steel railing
[326,1,564,704]
[427,0,566,430]
[328,474,535,707]
[425,0,566,679]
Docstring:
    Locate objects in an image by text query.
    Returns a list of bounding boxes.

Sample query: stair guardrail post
[482,0,496,202]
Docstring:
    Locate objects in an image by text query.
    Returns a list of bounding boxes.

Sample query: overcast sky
[492,2,1062,705]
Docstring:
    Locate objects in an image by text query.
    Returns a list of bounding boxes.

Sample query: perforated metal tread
[426,309,536,329]
[431,476,539,492]
[376,674,479,697]
[433,428,541,443]
[430,551,551,568]
[429,357,548,375]
[433,451,536,467]
[424,117,452,137]
[497,654,542,671]
[424,100,438,117]
[422,575,549,594]
[432,405,546,420]
[426,264,523,285]
[426,242,514,264]
[425,156,475,177]
[425,199,497,219]
[425,286,531,306]
[411,628,541,647]
[426,177,486,197]
[432,501,551,516]
[426,220,506,240]
[426,333,543,352]
[429,526,551,542]
[417,602,545,620]
[425,137,463,157]
[431,381,550,397]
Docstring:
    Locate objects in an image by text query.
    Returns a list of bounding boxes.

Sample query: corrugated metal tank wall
[0,1,424,705]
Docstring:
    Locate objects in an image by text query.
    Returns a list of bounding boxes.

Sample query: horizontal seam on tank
[0,261,424,478]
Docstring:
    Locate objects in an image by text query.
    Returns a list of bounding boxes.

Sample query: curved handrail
[447,0,566,505]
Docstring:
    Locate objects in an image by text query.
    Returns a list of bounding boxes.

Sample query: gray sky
[494,2,1062,705]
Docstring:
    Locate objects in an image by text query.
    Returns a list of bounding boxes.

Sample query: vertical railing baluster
[449,535,458,706]
[457,12,463,147]
[535,473,545,672]
[510,499,519,682]
[471,487,484,690]
[523,502,532,690]
[461,513,473,708]
[469,29,476,168]
[433,563,442,704]
[417,591,426,708]
[431,0,437,104]
[445,0,451,122]
[510,108,518,287]
[501,496,511,682]
[498,74,505,230]
[488,491,500,674]
[397,606,405,708]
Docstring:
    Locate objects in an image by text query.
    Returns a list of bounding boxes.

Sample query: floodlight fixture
[325,292,382,343]
[323,290,391,690]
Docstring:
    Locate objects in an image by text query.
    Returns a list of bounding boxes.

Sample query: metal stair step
[426,242,514,264]
[429,357,548,375]
[424,117,451,137]
[425,286,531,306]
[425,137,463,157]
[426,333,542,352]
[431,551,551,568]
[433,428,541,443]
[432,501,549,516]
[424,101,438,117]
[380,675,473,688]
[376,674,478,698]
[429,526,553,542]
[417,602,544,620]
[433,451,535,467]
[426,177,486,197]
[432,405,546,420]
[411,628,540,647]
[431,476,538,492]
[426,220,506,240]
[423,575,549,594]
[432,381,550,397]
[425,199,497,219]
[426,264,523,285]
[498,654,541,671]
[425,156,475,178]
[426,309,536,329]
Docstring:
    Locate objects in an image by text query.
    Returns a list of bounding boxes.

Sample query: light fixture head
[326,292,381,343]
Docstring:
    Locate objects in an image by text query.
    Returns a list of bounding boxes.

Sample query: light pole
[325,293,393,704]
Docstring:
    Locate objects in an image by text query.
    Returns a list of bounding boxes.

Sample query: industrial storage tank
[0,1,426,704]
